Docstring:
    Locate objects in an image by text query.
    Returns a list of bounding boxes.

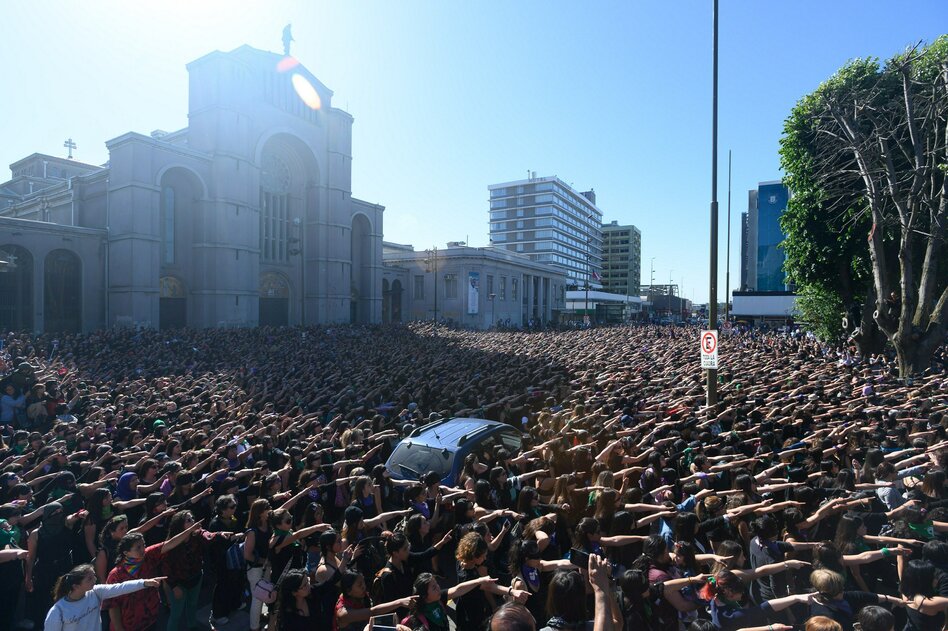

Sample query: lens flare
[291,73,322,110]
[276,56,300,73]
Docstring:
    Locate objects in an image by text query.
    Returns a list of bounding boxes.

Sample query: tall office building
[488,175,602,286]
[740,181,790,292]
[600,220,641,295]
[740,206,752,290]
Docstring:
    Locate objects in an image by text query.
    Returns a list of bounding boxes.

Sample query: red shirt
[334,595,368,631]
[104,543,165,631]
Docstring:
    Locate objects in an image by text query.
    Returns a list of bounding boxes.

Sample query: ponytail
[53,564,95,601]
[699,570,743,602]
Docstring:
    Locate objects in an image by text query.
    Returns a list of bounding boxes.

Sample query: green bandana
[275,528,301,548]
[0,520,16,549]
[908,521,934,539]
[421,601,447,628]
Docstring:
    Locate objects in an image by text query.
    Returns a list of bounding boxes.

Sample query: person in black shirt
[272,569,313,631]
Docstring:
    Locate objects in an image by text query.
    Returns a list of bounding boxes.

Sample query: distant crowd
[0,322,946,631]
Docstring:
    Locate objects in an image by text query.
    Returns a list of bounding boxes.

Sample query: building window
[444,274,458,299]
[500,277,506,300]
[486,275,494,296]
[260,190,290,262]
[414,275,425,300]
[512,278,519,300]
[260,154,291,262]
[161,186,175,264]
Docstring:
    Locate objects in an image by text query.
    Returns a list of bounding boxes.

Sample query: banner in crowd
[468,271,479,315]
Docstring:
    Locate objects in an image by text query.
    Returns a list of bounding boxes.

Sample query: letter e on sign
[700,330,718,369]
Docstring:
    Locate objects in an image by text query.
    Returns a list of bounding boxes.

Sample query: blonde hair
[810,569,845,599]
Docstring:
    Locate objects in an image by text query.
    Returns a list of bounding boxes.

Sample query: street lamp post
[425,246,439,323]
[289,218,304,324]
[725,149,732,323]
[488,292,496,330]
[584,235,591,326]
[707,0,720,406]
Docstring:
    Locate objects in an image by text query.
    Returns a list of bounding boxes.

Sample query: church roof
[187,44,334,99]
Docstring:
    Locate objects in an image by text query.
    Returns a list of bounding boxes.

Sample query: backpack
[371,566,392,604]
[225,541,246,571]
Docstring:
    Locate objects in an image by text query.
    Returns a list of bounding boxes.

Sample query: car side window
[498,430,522,454]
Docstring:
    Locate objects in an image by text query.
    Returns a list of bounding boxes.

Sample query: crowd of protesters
[0,321,946,631]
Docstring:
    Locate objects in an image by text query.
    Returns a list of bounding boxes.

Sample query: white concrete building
[0,44,383,332]
[383,243,568,329]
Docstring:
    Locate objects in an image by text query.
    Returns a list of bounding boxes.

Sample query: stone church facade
[0,45,384,333]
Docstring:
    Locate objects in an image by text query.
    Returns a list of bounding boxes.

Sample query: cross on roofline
[64,138,77,159]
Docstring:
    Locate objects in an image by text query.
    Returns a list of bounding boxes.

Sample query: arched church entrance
[159,276,187,329]
[391,279,403,323]
[259,272,290,327]
[44,249,81,333]
[0,245,34,331]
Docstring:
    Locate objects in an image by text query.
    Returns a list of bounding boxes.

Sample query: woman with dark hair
[572,517,647,559]
[402,571,500,631]
[632,535,701,631]
[856,606,895,631]
[269,507,330,581]
[749,514,821,602]
[710,539,811,585]
[271,569,312,631]
[105,523,200,631]
[454,532,529,631]
[25,502,83,628]
[349,475,380,521]
[372,532,414,620]
[313,530,351,627]
[509,538,575,624]
[163,510,237,631]
[243,499,271,631]
[400,513,453,577]
[207,494,245,626]
[698,570,813,631]
[833,514,908,592]
[332,570,418,631]
[93,505,174,582]
[901,560,948,631]
[44,563,163,631]
[81,488,143,561]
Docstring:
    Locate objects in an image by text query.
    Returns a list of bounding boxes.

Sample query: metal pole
[300,219,306,325]
[585,236,590,324]
[433,247,438,323]
[725,149,731,323]
[707,0,719,406]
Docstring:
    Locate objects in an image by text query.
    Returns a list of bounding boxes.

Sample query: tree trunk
[893,333,932,378]
[856,306,887,357]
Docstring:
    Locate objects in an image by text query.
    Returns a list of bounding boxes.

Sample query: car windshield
[387,443,455,481]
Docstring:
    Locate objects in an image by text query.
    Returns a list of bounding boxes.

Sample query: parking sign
[701,330,718,369]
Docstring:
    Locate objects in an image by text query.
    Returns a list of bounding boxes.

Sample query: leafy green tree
[779,37,948,376]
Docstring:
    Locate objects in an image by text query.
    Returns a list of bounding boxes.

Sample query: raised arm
[363,508,412,531]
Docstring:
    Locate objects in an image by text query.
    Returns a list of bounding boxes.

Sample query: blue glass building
[755,182,789,291]
[740,181,790,292]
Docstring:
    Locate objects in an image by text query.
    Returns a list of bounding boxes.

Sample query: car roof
[404,417,508,450]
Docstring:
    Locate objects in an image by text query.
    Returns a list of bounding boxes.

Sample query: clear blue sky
[2,2,945,303]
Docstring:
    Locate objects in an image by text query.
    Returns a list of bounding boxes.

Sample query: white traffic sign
[701,330,718,369]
